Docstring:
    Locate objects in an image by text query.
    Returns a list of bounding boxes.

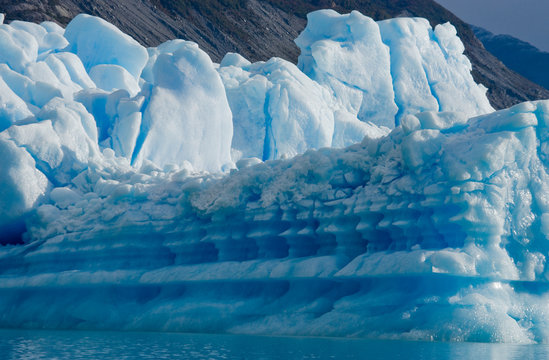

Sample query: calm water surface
[0,329,548,359]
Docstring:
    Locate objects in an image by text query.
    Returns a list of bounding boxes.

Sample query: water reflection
[0,329,547,360]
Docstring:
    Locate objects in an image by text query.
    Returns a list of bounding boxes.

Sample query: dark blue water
[0,329,548,359]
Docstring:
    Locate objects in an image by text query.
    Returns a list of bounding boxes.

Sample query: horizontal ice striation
[0,10,544,342]
[10,101,549,280]
[2,101,549,342]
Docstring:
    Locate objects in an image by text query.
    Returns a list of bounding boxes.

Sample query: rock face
[1,0,548,109]
[473,25,549,91]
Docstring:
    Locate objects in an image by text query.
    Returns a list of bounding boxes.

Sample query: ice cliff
[1,10,548,343]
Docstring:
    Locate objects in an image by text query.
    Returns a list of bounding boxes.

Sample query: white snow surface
[2,10,548,343]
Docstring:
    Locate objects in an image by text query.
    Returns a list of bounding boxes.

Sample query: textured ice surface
[221,56,335,161]
[133,41,233,171]
[63,14,148,79]
[0,10,546,343]
[219,55,389,162]
[295,10,493,126]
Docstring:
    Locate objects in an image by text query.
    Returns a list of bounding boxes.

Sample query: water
[0,329,548,359]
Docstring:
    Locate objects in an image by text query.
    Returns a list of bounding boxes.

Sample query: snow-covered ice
[0,9,547,343]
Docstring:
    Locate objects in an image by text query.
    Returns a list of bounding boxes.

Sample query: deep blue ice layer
[1,276,549,343]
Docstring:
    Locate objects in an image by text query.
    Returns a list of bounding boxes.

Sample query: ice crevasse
[2,9,549,343]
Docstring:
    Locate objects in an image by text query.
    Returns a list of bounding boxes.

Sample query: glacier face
[0,9,548,343]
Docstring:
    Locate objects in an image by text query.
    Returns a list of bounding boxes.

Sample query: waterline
[1,329,548,359]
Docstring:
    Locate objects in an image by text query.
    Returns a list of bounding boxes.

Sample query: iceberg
[0,9,547,343]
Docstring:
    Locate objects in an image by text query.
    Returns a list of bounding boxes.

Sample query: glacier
[0,9,549,343]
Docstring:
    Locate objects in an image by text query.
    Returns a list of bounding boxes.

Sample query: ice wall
[0,14,234,177]
[295,10,493,125]
[15,101,549,281]
[2,101,549,342]
[133,40,233,171]
[218,10,493,161]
